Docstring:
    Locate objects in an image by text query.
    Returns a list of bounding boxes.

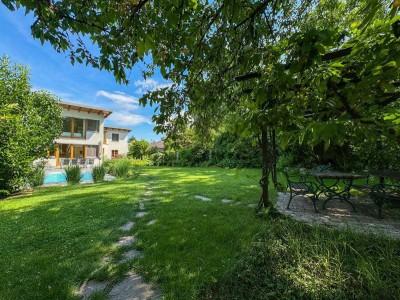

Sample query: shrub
[92,165,106,183]
[111,158,131,178]
[64,166,81,184]
[28,161,46,187]
[131,159,153,167]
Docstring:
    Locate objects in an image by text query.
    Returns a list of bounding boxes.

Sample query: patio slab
[277,192,400,239]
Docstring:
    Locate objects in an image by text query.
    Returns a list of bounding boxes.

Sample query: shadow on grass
[0,180,145,299]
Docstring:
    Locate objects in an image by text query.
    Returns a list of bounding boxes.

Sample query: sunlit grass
[1,166,399,299]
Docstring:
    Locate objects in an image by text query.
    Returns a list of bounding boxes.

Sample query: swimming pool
[44,170,93,184]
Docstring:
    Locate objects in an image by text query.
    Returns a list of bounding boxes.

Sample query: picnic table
[314,172,368,211]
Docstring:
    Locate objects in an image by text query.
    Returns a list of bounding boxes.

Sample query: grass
[1,166,399,299]
[0,167,266,299]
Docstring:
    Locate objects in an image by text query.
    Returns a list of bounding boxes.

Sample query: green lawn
[1,167,400,299]
[0,167,266,299]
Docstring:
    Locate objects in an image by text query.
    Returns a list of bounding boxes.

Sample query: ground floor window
[86,146,97,157]
[112,150,119,158]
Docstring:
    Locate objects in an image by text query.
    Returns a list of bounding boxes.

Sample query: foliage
[128,139,150,160]
[203,217,400,299]
[0,57,62,195]
[28,161,46,187]
[7,0,400,204]
[64,166,81,184]
[92,165,106,183]
[105,158,131,178]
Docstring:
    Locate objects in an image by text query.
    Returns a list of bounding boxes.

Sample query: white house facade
[103,126,131,159]
[46,101,131,167]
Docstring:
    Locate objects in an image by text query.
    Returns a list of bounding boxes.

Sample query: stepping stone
[194,195,211,201]
[183,193,189,197]
[104,174,116,181]
[139,203,145,210]
[136,212,148,218]
[109,272,162,300]
[247,204,257,208]
[119,250,144,264]
[146,219,157,226]
[234,201,242,206]
[115,236,135,247]
[162,191,171,194]
[120,222,134,232]
[101,255,112,266]
[145,191,153,196]
[221,199,233,203]
[79,280,109,299]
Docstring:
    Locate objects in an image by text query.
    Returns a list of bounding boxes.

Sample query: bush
[28,161,46,187]
[92,165,106,183]
[64,166,81,184]
[131,159,153,167]
[105,158,131,178]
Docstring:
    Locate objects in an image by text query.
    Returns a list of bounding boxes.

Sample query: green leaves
[0,56,62,194]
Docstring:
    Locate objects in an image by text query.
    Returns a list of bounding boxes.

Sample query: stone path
[116,236,135,247]
[80,280,109,299]
[194,195,211,201]
[120,222,135,232]
[276,192,400,239]
[79,183,161,299]
[221,199,233,203]
[109,273,162,300]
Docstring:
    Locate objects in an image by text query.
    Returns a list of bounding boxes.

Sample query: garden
[1,166,400,299]
[1,0,400,299]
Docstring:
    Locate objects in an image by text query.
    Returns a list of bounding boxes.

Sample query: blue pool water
[44,171,93,184]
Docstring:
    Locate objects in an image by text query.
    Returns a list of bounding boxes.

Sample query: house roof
[60,101,113,118]
[150,140,164,149]
[104,126,132,132]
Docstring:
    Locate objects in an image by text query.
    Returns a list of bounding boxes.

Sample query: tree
[0,57,62,196]
[128,139,150,160]
[4,0,400,208]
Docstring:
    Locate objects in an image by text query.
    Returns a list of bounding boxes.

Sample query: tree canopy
[0,57,62,196]
[3,0,400,205]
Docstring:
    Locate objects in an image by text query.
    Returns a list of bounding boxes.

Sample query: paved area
[277,192,400,239]
[109,273,162,300]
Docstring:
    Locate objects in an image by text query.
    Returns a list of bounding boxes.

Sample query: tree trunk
[271,129,278,188]
[260,128,272,208]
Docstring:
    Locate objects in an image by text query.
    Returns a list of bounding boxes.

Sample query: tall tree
[4,0,400,207]
[0,57,62,196]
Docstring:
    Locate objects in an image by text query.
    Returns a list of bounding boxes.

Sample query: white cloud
[96,90,139,111]
[134,78,172,94]
[108,111,152,126]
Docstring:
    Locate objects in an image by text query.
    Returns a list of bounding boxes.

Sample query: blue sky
[0,6,169,141]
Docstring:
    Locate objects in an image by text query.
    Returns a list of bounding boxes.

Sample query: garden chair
[87,158,95,168]
[71,158,78,167]
[79,158,87,168]
[61,158,70,169]
[284,171,319,212]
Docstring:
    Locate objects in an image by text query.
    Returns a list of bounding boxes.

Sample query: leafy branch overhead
[2,0,400,147]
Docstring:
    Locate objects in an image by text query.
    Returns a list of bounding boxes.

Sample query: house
[46,101,131,167]
[149,140,165,152]
[103,126,131,158]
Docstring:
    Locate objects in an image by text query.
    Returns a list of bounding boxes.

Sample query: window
[112,150,119,158]
[74,118,84,138]
[112,133,119,142]
[87,119,99,132]
[61,117,72,137]
[86,146,97,157]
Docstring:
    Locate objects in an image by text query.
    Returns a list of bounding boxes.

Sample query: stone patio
[276,192,400,239]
